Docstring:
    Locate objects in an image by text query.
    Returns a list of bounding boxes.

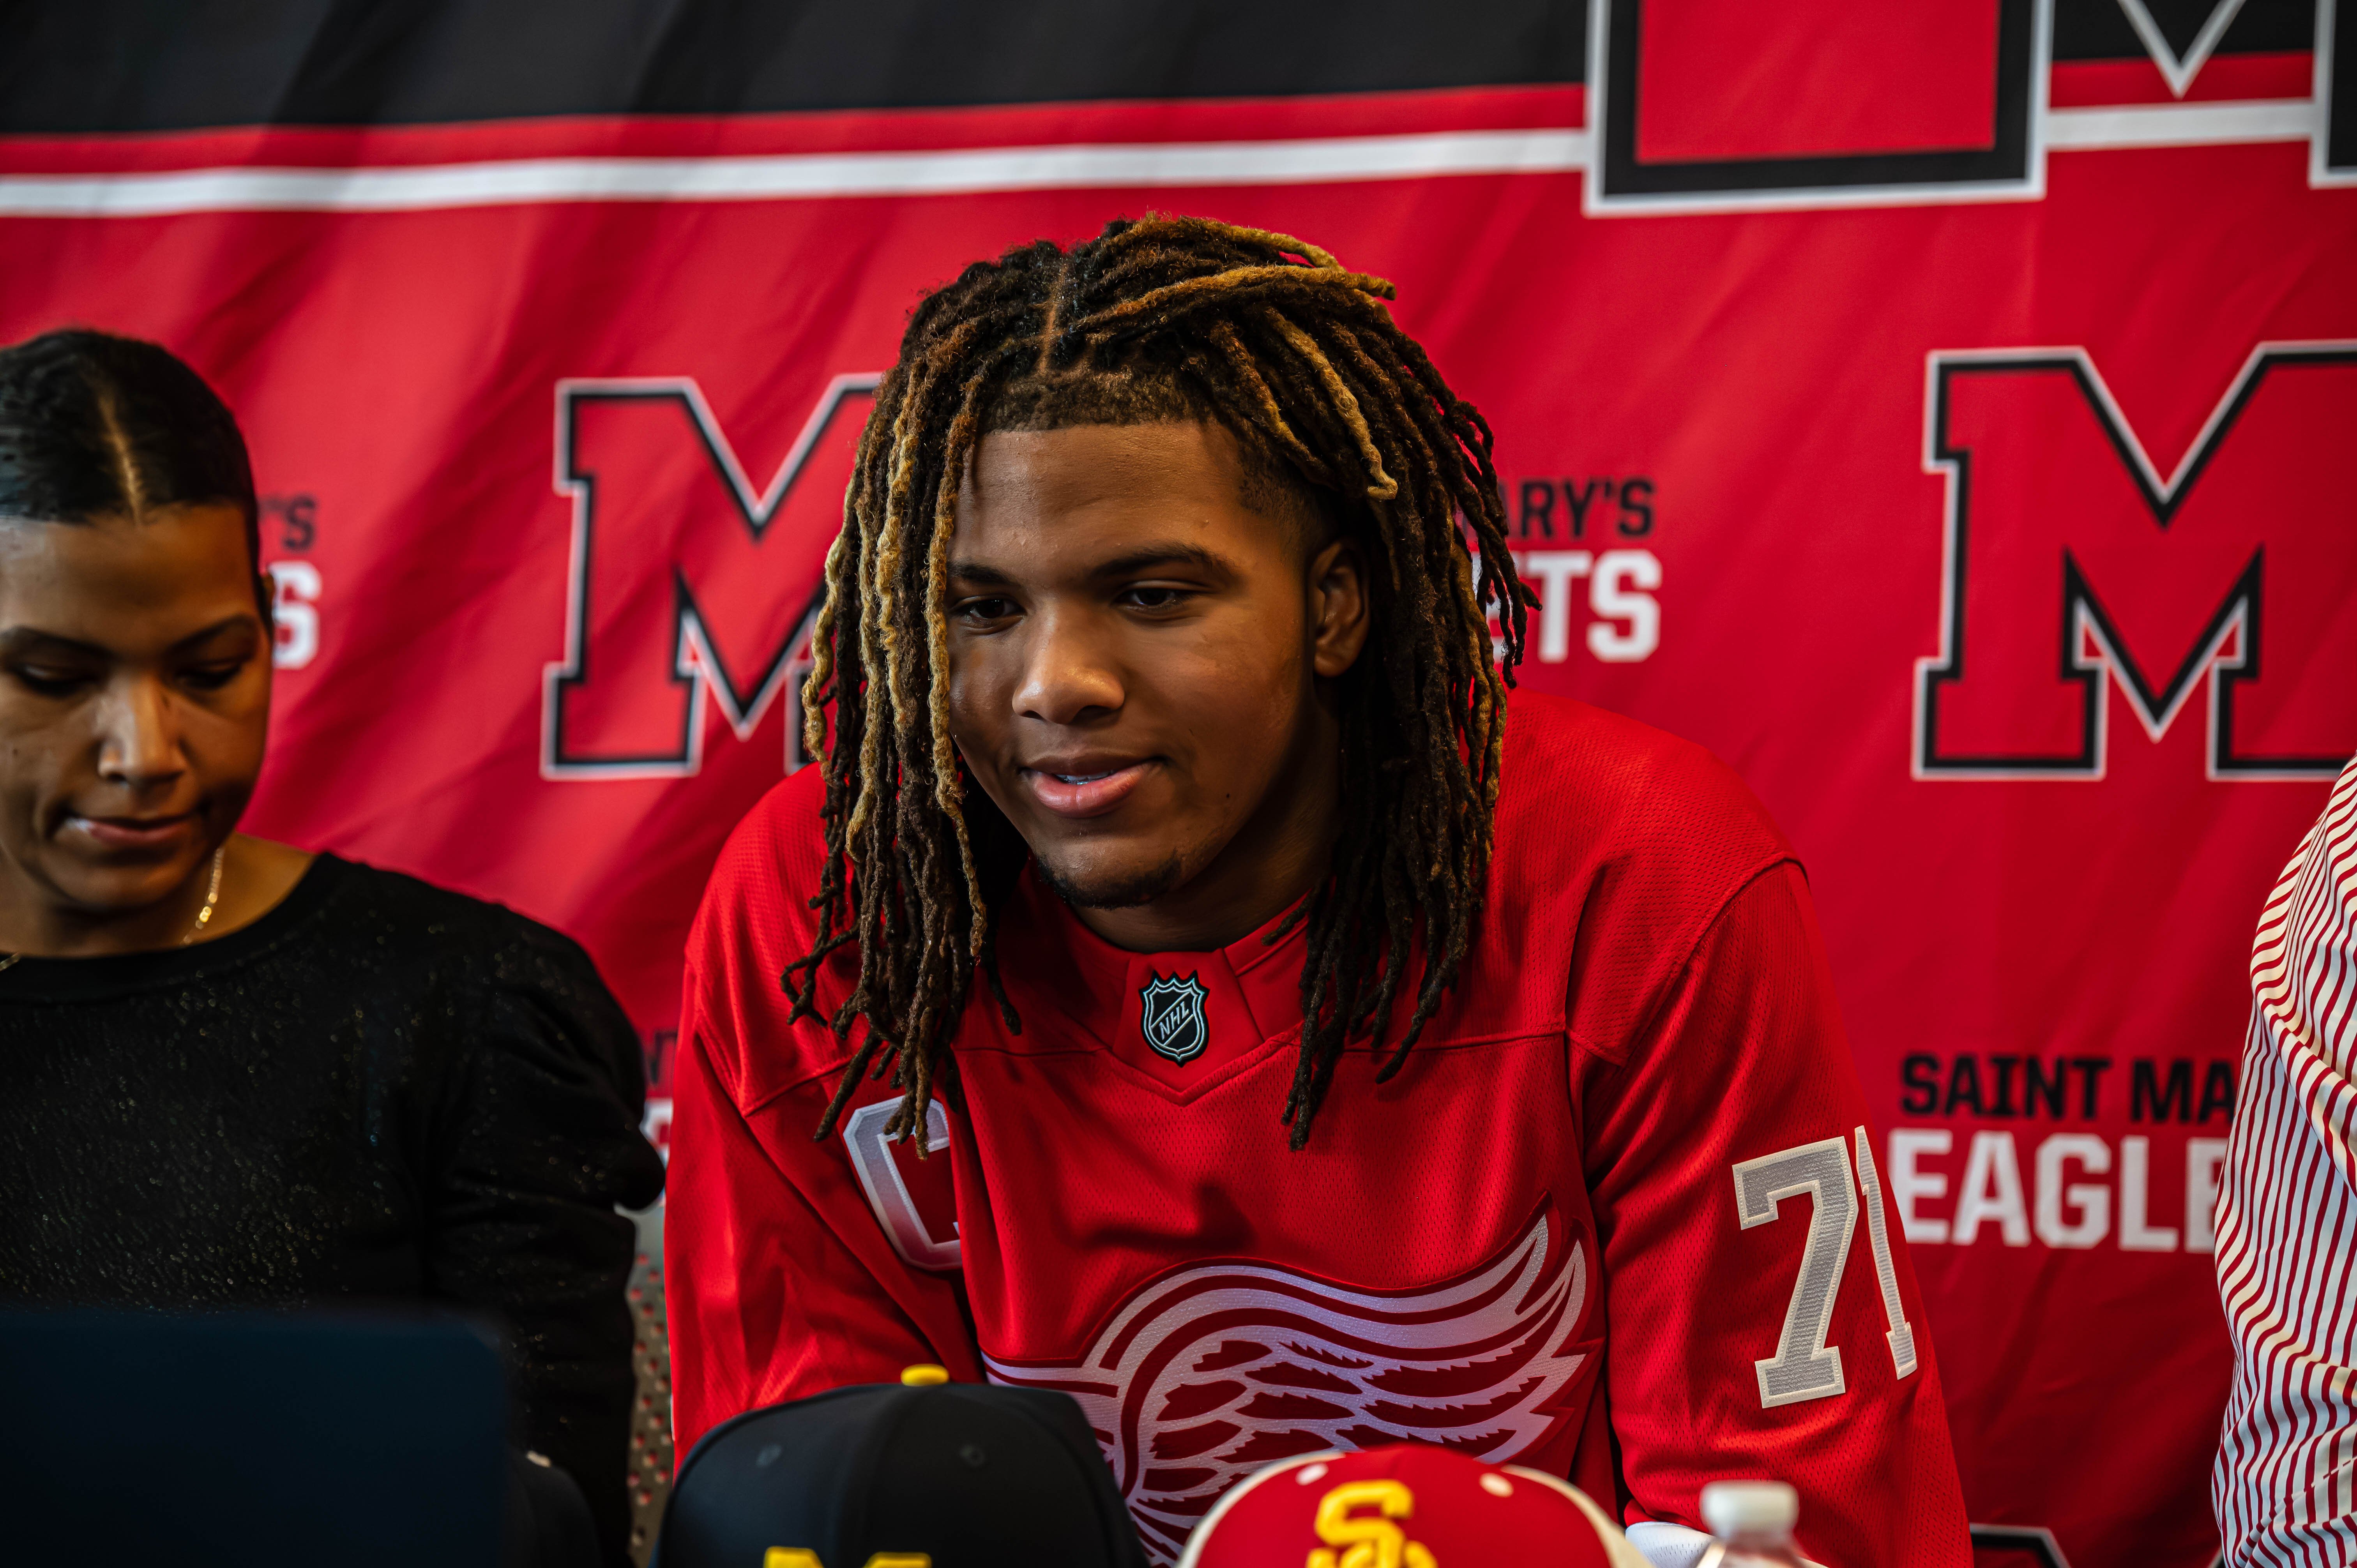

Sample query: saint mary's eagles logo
[1140,972,1210,1064]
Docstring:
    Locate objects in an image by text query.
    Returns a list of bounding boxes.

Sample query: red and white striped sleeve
[2214,752,2357,1566]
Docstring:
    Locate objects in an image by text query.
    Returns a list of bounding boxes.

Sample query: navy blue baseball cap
[656,1370,1147,1568]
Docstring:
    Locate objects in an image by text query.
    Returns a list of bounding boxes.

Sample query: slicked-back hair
[790,215,1532,1151]
[0,329,261,581]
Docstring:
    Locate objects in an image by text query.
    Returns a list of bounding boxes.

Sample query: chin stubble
[1037,849,1187,911]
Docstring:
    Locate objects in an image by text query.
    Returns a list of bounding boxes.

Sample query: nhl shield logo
[1139,972,1210,1064]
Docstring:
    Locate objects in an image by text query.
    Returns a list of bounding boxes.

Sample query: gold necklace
[0,843,226,973]
[183,843,228,942]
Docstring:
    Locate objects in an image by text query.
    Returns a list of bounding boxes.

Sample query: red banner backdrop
[3,6,2352,1564]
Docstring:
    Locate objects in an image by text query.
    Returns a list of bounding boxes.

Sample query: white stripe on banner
[0,100,2320,217]
[0,129,1591,217]
[2043,97,2317,148]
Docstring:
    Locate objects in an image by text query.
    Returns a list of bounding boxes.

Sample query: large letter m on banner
[543,374,877,779]
[1915,344,2357,780]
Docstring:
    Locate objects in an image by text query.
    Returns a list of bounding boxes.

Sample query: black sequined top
[0,853,666,1564]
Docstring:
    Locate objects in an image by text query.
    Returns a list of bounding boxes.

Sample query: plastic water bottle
[1696,1480,1806,1566]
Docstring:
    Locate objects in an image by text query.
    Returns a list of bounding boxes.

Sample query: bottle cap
[899,1363,951,1386]
[1700,1480,1798,1538]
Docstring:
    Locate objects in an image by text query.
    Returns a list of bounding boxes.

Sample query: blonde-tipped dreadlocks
[787,215,1532,1151]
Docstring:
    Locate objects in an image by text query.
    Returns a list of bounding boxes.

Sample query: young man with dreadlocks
[666,217,1968,1566]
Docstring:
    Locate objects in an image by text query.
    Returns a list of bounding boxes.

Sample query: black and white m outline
[1914,343,2357,782]
[542,373,878,780]
[1585,0,2049,214]
[2322,0,2356,186]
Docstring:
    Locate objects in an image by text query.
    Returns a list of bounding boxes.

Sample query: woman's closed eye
[8,663,96,697]
[178,657,250,693]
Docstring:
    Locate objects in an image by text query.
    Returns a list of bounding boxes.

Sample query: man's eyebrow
[947,542,1241,586]
[1088,542,1238,580]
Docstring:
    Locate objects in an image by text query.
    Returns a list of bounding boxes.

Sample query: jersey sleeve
[1575,860,1971,1568]
[664,786,983,1459]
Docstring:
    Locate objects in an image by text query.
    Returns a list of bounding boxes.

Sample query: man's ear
[1308,537,1370,679]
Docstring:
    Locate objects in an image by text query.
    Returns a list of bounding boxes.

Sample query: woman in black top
[0,330,664,1564]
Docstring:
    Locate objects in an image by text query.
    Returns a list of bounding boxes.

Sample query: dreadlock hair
[787,215,1532,1151]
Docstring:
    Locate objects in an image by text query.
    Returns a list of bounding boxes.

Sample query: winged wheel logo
[984,1210,1588,1563]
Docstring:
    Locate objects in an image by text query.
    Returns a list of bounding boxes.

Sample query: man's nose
[1014,607,1125,727]
[94,676,187,790]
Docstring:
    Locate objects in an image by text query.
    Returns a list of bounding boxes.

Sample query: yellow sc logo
[763,1552,930,1568]
[1306,1479,1438,1568]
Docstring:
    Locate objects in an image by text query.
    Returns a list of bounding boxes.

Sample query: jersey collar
[993,864,1310,1088]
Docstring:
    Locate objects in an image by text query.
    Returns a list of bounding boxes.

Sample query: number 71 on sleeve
[1731,1127,1920,1409]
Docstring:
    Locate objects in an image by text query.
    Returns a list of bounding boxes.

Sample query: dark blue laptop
[0,1308,507,1567]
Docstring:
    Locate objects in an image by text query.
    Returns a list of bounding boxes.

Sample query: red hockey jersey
[666,692,1969,1566]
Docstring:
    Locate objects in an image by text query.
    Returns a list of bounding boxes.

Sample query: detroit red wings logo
[984,1210,1588,1563]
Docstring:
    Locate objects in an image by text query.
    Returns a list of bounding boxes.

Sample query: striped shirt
[2216,753,2357,1566]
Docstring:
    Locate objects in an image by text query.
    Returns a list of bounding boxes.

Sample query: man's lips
[1018,760,1154,819]
[68,812,201,851]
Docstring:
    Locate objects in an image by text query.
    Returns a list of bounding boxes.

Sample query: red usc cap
[1177,1443,1652,1568]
